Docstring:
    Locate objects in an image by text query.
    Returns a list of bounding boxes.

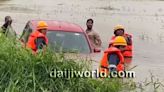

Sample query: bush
[0,35,124,92]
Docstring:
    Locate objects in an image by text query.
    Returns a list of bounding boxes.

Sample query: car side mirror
[94,48,101,53]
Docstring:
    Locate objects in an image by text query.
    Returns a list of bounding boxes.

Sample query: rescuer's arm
[94,32,102,47]
[125,35,132,45]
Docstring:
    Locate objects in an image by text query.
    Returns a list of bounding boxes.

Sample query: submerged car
[20,20,101,54]
[20,20,102,71]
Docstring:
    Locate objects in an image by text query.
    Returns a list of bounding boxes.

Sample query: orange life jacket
[99,47,125,77]
[123,34,133,58]
[27,30,48,52]
[109,33,133,59]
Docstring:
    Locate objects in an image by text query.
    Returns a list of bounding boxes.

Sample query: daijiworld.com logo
[50,69,135,78]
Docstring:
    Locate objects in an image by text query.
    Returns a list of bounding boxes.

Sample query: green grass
[0,35,126,92]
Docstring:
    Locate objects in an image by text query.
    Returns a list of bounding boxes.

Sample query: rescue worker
[86,19,102,48]
[99,36,127,77]
[27,21,48,53]
[0,16,16,39]
[109,24,133,70]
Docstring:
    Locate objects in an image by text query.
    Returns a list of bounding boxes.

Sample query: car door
[20,21,33,43]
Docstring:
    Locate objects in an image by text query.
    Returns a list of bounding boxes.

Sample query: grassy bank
[0,35,126,92]
[2,35,163,92]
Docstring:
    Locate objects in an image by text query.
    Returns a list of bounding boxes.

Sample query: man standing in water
[0,16,17,39]
[86,19,102,48]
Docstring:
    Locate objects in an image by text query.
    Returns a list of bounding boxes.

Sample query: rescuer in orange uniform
[99,36,127,76]
[27,21,48,53]
[109,25,133,70]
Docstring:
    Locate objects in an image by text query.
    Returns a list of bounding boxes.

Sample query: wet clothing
[99,47,125,76]
[0,27,6,34]
[108,33,133,64]
[122,34,133,58]
[108,54,120,71]
[108,54,120,66]
[0,26,16,39]
[27,30,48,52]
[36,37,47,50]
[86,29,102,48]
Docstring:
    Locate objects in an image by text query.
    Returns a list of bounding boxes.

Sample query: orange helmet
[37,21,48,30]
[113,36,127,46]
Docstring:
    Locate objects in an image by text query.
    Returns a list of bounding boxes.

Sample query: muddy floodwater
[1,0,164,86]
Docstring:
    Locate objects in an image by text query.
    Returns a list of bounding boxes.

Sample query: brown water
[0,0,164,89]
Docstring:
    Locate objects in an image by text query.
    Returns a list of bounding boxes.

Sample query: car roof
[30,20,84,33]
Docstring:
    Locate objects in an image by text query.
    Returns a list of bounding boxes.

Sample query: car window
[47,31,91,54]
[20,22,33,43]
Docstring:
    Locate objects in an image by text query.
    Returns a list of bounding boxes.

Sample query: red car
[20,20,101,54]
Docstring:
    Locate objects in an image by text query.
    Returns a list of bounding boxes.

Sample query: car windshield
[47,31,91,53]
